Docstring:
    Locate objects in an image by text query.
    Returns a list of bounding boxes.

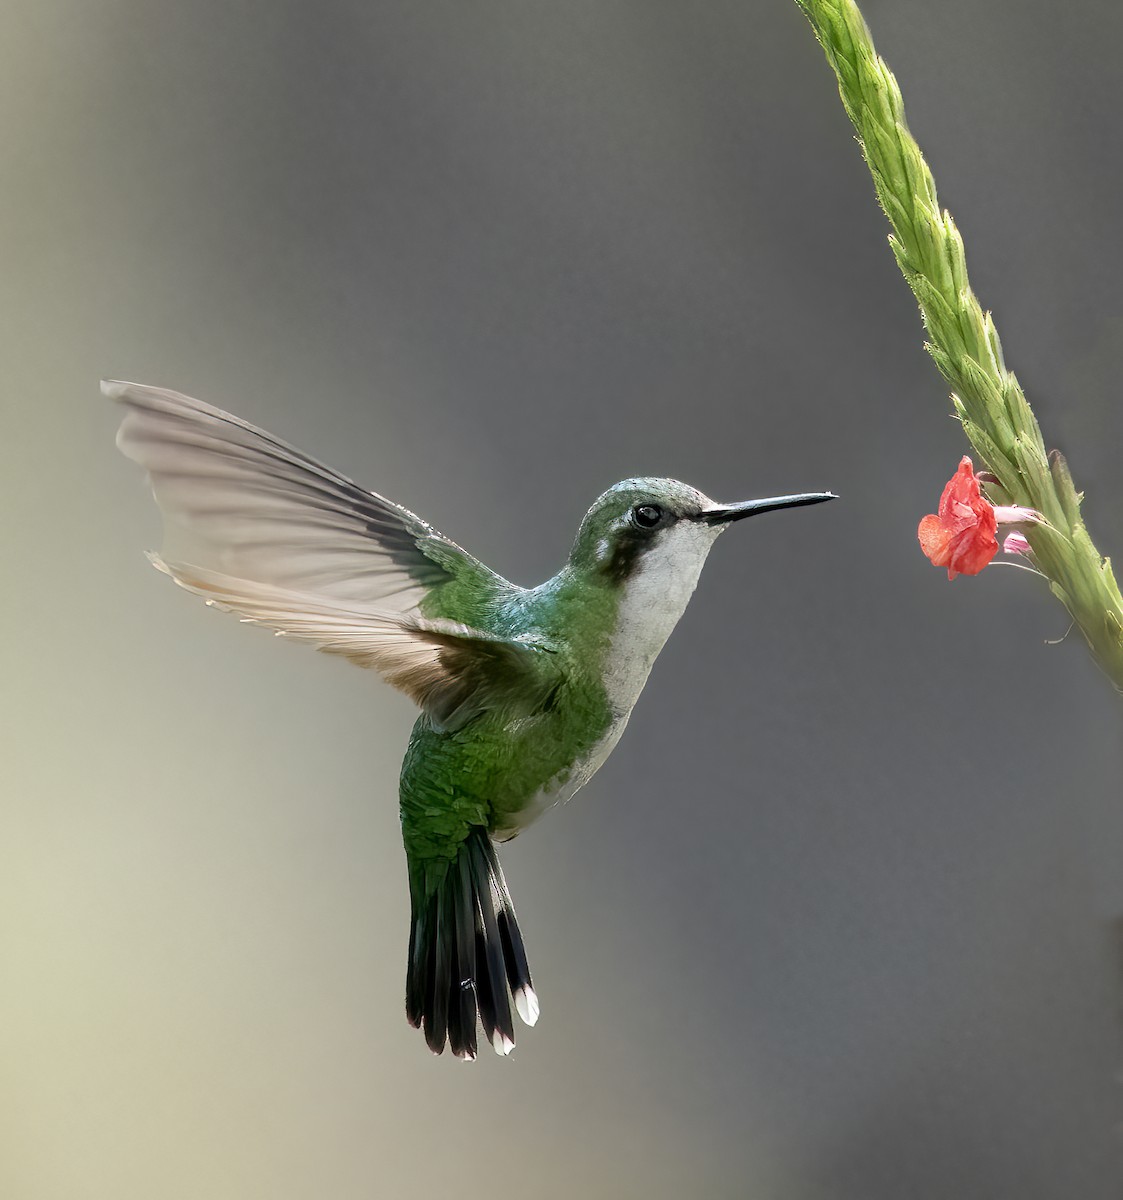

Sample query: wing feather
[106,380,501,607]
[108,381,559,729]
[152,557,560,731]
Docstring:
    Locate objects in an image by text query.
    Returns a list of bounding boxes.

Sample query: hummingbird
[105,379,835,1059]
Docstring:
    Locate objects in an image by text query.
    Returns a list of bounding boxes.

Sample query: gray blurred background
[3,1,1122,1196]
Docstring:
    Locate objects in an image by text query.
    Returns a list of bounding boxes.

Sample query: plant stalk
[794,0,1123,691]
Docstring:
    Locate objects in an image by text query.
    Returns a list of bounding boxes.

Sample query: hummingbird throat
[599,520,721,714]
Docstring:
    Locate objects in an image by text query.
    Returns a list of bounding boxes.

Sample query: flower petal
[993,505,1044,529]
[918,513,953,566]
[945,522,998,576]
[938,457,985,522]
[919,456,999,580]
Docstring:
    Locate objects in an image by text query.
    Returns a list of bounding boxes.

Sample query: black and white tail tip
[406,830,539,1060]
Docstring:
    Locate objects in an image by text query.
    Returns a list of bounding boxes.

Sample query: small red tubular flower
[917,456,999,579]
[919,456,1045,580]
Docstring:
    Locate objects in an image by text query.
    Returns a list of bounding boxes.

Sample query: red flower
[918,456,998,579]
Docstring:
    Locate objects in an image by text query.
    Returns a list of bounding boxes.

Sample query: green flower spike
[794,0,1123,691]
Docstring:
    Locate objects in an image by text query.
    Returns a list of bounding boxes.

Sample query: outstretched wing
[107,381,561,730]
[106,379,501,609]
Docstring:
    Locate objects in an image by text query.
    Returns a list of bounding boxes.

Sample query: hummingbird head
[569,477,836,585]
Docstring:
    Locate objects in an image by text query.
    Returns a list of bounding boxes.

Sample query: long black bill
[702,491,837,524]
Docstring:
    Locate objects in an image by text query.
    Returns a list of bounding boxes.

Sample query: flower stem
[793,0,1123,691]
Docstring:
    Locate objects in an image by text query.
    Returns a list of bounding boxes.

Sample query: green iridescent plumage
[107,379,833,1058]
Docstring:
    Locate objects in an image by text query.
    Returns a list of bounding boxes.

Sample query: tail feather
[406,828,538,1059]
[449,855,479,1059]
[484,840,539,1027]
[405,904,424,1028]
[471,840,516,1056]
[424,887,451,1054]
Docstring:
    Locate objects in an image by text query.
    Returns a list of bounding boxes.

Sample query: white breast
[601,520,721,714]
[499,520,722,839]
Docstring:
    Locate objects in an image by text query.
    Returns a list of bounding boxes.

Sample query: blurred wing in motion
[107,381,559,730]
[106,379,501,609]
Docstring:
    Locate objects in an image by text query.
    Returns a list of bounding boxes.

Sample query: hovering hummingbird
[105,380,834,1059]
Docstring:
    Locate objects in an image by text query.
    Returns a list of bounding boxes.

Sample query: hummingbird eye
[632,504,663,529]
